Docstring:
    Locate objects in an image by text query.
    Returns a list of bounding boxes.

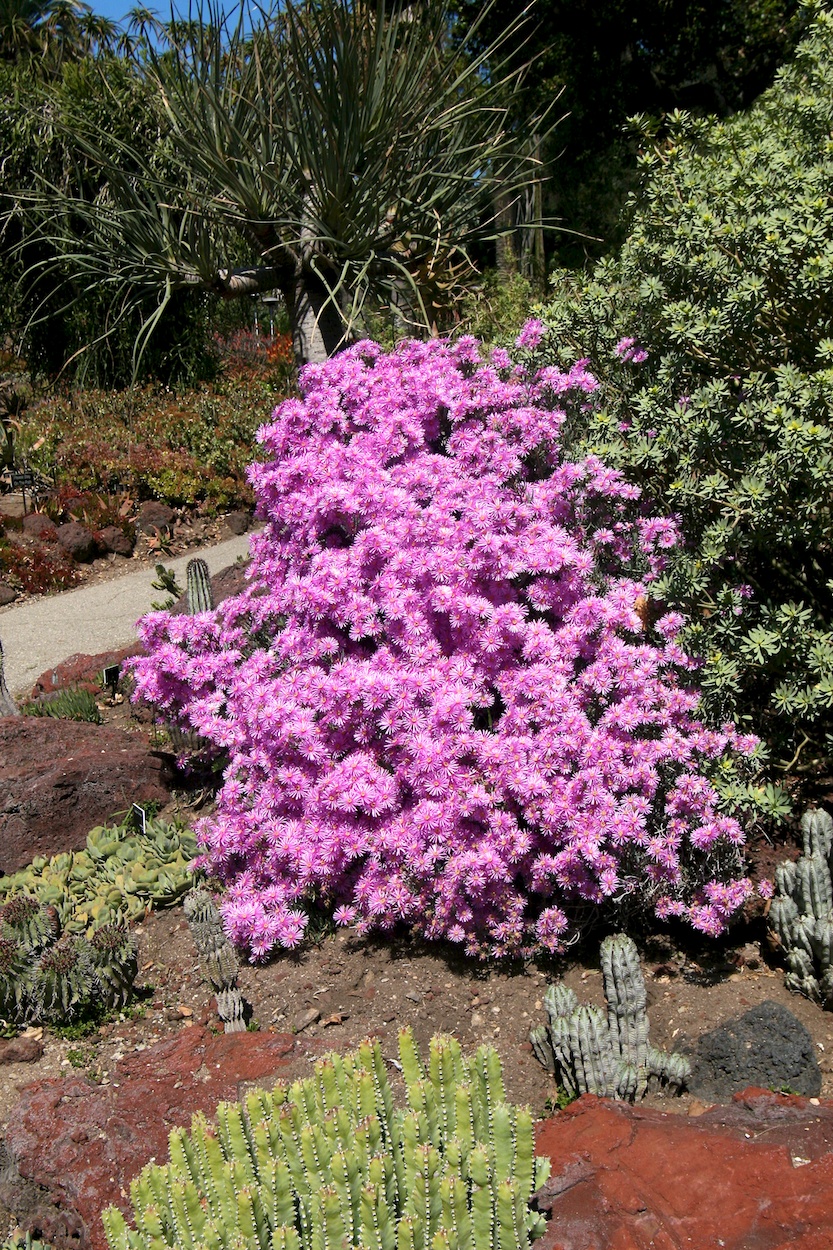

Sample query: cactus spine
[530,934,690,1101]
[184,888,247,1033]
[103,1028,551,1250]
[185,558,214,615]
[769,807,833,1006]
[0,637,18,716]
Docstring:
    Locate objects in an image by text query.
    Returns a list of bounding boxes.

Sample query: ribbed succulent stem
[770,807,833,1007]
[103,1028,551,1250]
[532,934,690,1101]
[186,558,214,615]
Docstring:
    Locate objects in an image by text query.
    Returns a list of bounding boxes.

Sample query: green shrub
[23,687,101,723]
[103,1029,551,1250]
[538,4,833,777]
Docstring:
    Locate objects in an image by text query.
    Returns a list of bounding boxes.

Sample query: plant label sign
[10,471,36,489]
[102,664,121,694]
[131,804,147,834]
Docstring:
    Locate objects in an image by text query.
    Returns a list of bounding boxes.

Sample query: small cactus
[88,923,139,1009]
[0,898,138,1026]
[769,807,833,1006]
[32,934,96,1023]
[185,557,214,614]
[185,888,247,1032]
[0,894,57,954]
[530,934,690,1101]
[102,1028,552,1250]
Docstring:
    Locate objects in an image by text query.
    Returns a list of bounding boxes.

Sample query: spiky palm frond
[6,0,560,364]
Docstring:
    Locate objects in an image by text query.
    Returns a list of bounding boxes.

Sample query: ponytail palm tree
[9,0,557,366]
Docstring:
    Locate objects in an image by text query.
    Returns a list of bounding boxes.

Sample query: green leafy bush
[103,1029,551,1250]
[538,4,833,775]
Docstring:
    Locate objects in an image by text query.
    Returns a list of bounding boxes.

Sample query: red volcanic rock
[56,522,97,563]
[136,501,175,535]
[534,1089,833,1250]
[0,718,173,871]
[96,526,134,557]
[31,645,142,698]
[3,1026,308,1250]
[22,513,58,542]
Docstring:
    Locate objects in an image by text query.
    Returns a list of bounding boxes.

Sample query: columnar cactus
[0,636,18,716]
[102,1028,551,1250]
[769,807,833,1006]
[185,558,214,615]
[530,933,690,1100]
[184,888,246,1032]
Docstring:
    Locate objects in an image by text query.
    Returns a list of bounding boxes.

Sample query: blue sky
[87,0,161,22]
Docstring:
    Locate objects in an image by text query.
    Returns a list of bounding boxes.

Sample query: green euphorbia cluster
[535,3,833,780]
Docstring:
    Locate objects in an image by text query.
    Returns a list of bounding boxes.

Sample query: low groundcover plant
[131,334,757,960]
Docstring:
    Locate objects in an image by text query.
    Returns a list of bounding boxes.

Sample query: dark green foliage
[455,0,803,268]
[103,1029,551,1250]
[539,6,833,775]
[0,896,138,1024]
[23,686,101,723]
[0,53,219,386]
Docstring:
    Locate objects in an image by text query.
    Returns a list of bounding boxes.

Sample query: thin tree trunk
[290,270,346,366]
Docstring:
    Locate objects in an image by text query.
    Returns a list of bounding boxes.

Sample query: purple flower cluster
[615,337,649,364]
[132,337,754,959]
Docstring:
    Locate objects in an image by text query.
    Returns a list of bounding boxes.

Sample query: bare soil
[0,887,831,1136]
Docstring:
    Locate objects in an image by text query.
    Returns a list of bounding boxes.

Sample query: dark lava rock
[22,513,58,542]
[223,510,251,536]
[136,501,175,534]
[0,717,174,872]
[3,1026,313,1250]
[534,1088,833,1250]
[689,1000,821,1100]
[0,1034,44,1064]
[56,522,97,563]
[96,525,134,557]
[0,580,16,606]
[31,645,142,699]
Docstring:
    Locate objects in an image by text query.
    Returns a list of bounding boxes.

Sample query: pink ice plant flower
[131,337,754,960]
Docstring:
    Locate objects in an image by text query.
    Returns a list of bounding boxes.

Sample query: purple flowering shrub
[132,335,756,960]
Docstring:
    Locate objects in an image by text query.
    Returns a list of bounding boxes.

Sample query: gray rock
[0,580,16,606]
[689,1000,821,1100]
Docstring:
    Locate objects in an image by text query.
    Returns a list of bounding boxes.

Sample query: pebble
[293,1008,320,1033]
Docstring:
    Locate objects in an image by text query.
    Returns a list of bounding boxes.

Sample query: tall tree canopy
[6,0,555,367]
[455,0,804,264]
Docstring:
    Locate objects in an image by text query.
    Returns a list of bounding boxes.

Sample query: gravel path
[0,533,252,697]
